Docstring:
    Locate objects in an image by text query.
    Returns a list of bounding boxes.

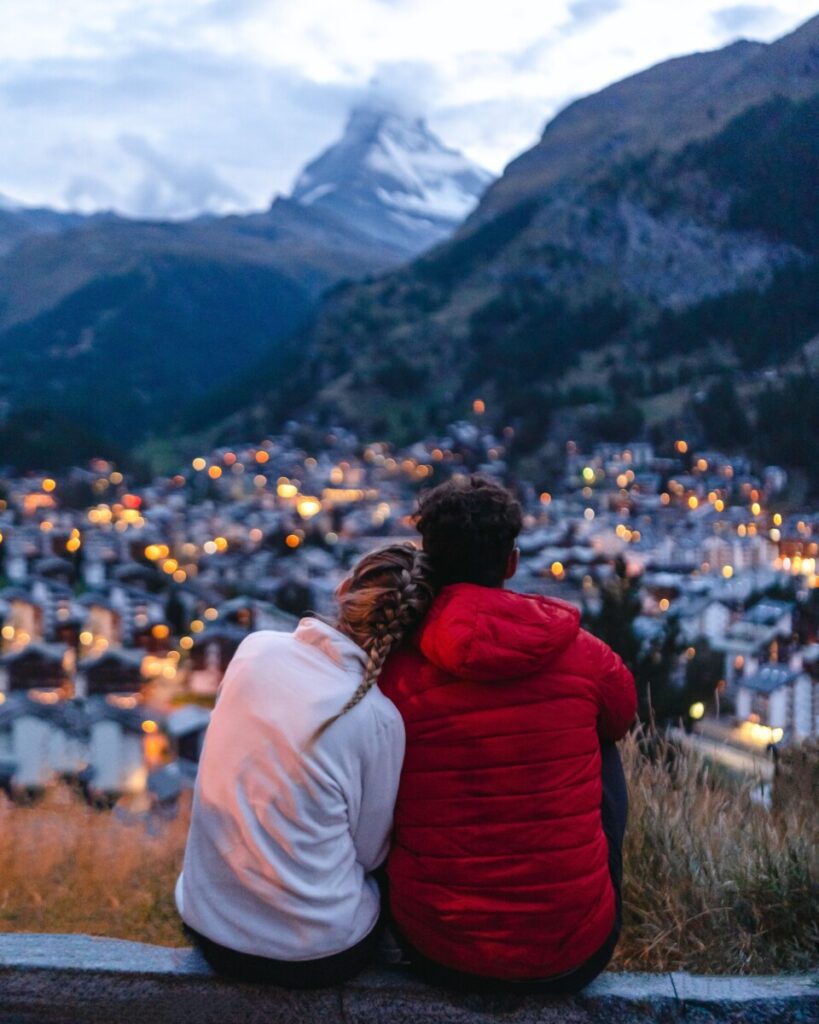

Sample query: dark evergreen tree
[583,556,683,724]
[636,616,683,724]
[584,556,642,666]
[683,640,726,717]
[695,377,750,449]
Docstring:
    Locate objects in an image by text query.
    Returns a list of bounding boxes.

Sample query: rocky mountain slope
[292,105,492,257]
[470,16,819,228]
[215,14,818,471]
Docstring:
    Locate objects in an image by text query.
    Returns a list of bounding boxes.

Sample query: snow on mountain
[291,106,493,257]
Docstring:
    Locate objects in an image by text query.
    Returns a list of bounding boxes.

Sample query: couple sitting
[176,475,636,992]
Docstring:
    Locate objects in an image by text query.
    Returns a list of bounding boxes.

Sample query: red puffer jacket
[379,583,636,981]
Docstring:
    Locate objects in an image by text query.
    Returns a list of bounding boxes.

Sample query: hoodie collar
[418,583,581,682]
[294,616,368,676]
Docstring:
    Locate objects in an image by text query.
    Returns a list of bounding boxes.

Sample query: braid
[310,545,435,743]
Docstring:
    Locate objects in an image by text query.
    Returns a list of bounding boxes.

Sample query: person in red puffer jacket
[378,475,636,992]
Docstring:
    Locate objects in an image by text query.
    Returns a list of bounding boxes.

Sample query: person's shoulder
[234,629,292,657]
[371,681,404,719]
[348,683,405,744]
[218,630,295,693]
[562,627,622,675]
[318,684,404,766]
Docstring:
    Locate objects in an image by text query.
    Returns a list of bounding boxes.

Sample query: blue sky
[0,0,815,218]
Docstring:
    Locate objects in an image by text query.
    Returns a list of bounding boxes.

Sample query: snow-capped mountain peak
[291,105,493,257]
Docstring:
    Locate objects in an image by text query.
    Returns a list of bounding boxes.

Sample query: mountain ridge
[204,16,819,485]
[467,14,819,230]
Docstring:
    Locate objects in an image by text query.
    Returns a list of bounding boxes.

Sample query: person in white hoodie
[176,543,435,987]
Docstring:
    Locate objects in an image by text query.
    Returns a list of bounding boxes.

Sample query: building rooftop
[740,664,800,695]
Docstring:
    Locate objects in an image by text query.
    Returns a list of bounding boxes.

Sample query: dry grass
[0,786,189,947]
[615,731,818,974]
[0,734,816,972]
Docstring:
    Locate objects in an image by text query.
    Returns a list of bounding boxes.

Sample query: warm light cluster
[142,652,179,680]
[144,544,171,561]
[737,721,784,747]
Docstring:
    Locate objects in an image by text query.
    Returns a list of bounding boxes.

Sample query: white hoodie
[175,618,405,960]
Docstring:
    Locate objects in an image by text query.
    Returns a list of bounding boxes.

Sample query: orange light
[472,399,486,414]
[208,465,222,479]
[143,733,166,765]
[141,719,159,735]
[151,624,170,640]
[42,478,57,493]
[255,450,269,464]
[285,533,301,549]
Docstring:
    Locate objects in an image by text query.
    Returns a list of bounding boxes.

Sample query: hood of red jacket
[417,583,581,682]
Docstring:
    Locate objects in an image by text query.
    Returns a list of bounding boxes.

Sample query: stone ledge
[0,934,816,1024]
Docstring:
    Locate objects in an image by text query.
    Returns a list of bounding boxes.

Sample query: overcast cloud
[0,0,815,218]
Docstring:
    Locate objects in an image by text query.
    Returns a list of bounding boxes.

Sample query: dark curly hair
[415,475,523,588]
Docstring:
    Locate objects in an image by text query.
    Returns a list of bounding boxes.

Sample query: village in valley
[0,409,817,810]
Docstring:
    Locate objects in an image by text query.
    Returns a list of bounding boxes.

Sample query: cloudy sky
[0,0,815,219]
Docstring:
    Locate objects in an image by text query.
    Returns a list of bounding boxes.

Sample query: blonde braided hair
[311,543,435,741]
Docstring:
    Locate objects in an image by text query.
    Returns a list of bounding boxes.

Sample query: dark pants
[185,922,381,989]
[391,740,629,995]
